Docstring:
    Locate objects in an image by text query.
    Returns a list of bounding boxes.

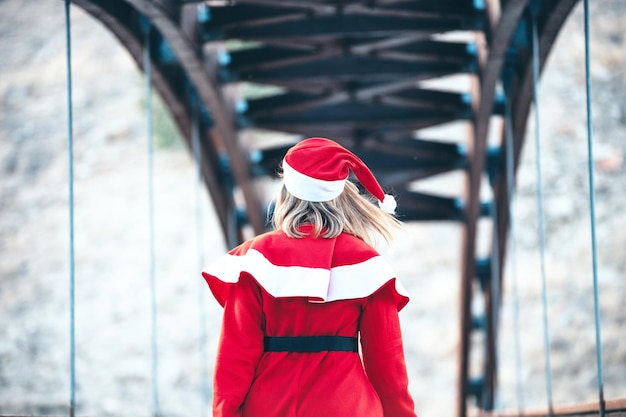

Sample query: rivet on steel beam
[493,91,506,115]
[486,145,502,186]
[456,144,469,170]
[454,197,464,212]
[159,39,177,64]
[472,314,486,331]
[466,42,478,55]
[218,50,231,66]
[218,152,231,175]
[200,106,214,128]
[249,149,263,164]
[474,257,491,291]
[235,99,248,114]
[479,201,492,218]
[197,4,211,23]
[468,377,485,400]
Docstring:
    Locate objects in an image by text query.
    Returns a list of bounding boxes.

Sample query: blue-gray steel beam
[124,0,267,239]
[458,0,531,416]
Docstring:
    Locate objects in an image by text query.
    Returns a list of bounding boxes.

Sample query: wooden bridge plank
[489,398,626,417]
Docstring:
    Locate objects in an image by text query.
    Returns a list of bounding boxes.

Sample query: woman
[202,137,418,417]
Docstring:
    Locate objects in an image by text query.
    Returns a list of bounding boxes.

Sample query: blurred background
[0,1,624,416]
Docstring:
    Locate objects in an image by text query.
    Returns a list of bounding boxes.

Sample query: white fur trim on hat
[378,194,397,213]
[283,159,347,202]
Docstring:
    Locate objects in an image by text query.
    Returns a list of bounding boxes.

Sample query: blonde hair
[271,180,401,248]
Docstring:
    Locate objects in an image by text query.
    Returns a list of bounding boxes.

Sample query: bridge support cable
[530,12,554,417]
[63,0,77,415]
[583,1,606,415]
[142,21,161,417]
[191,103,211,417]
[504,100,525,414]
[485,196,502,411]
[489,204,501,410]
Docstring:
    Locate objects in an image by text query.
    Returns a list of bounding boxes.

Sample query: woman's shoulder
[230,229,285,254]
[333,232,380,266]
[336,232,373,247]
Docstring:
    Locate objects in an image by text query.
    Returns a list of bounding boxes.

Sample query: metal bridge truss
[67,0,587,416]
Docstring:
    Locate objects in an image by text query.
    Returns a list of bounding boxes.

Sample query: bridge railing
[489,398,626,417]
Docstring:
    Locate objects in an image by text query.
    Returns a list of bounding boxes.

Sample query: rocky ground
[0,1,624,416]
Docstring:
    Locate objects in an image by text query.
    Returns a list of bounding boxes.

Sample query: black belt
[264,336,358,353]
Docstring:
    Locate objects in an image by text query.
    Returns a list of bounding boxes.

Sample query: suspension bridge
[0,0,624,416]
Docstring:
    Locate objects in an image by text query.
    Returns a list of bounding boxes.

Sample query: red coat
[202,226,417,417]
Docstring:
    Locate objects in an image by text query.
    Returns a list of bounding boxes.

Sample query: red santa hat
[282,137,397,213]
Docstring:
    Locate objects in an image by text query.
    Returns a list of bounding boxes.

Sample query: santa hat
[282,137,397,213]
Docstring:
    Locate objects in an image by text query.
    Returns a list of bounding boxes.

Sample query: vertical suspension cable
[63,1,76,416]
[192,104,210,417]
[143,22,160,417]
[489,195,500,410]
[583,2,606,415]
[531,15,554,416]
[504,100,525,414]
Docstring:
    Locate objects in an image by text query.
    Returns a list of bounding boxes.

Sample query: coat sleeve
[213,274,265,417]
[360,281,418,417]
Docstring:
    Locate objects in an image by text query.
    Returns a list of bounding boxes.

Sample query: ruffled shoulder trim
[202,231,409,310]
